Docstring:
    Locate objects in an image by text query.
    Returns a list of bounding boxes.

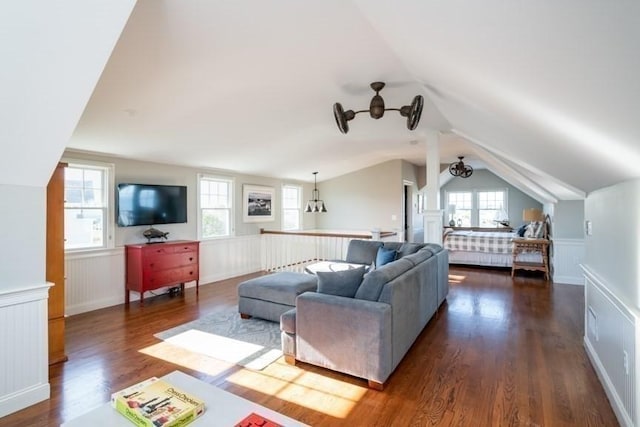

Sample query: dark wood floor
[2,267,618,426]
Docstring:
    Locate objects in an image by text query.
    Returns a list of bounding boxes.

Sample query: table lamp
[447,204,456,226]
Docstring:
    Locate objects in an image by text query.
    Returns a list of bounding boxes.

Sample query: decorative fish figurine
[143,227,169,242]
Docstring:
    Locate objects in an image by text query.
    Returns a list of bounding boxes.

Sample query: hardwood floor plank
[0,268,619,426]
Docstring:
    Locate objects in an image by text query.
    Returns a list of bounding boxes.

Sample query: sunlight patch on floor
[227,362,368,419]
[449,274,467,284]
[139,341,236,377]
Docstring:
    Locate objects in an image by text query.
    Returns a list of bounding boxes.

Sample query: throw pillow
[316,266,366,298]
[517,223,527,237]
[375,247,397,268]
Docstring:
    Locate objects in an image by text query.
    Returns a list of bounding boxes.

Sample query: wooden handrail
[260,229,397,239]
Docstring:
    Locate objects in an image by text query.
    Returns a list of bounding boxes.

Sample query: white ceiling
[68,0,640,201]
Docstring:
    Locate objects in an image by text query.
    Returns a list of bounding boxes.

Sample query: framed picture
[243,185,275,223]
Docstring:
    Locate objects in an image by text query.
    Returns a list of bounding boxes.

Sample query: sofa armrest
[295,292,392,384]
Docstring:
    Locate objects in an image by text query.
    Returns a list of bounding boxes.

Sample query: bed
[444,219,549,267]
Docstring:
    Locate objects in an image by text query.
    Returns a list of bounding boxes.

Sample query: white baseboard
[0,383,49,419]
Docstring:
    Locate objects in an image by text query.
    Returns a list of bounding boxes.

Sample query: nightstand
[511,238,550,281]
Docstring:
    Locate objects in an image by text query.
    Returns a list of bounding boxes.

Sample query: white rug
[154,308,282,370]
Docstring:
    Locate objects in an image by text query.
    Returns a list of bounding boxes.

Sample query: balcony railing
[260,229,398,273]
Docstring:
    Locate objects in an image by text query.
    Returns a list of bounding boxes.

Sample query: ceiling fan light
[369,95,385,119]
[333,82,424,132]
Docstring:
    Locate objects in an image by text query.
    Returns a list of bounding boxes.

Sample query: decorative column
[423,130,443,244]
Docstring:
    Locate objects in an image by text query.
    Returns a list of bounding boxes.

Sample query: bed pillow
[375,247,397,268]
[316,266,366,298]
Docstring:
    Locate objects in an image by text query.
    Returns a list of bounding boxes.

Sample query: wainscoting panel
[65,249,126,316]
[0,284,50,418]
[199,235,261,284]
[65,236,263,315]
[552,238,584,285]
[583,267,637,427]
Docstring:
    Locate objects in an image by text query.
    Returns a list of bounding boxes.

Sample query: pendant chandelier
[449,156,473,178]
[305,172,327,213]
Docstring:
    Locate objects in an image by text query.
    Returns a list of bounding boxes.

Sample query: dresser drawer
[144,252,197,271]
[147,266,198,287]
[174,243,198,253]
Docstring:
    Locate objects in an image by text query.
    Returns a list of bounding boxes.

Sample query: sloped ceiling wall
[12,1,638,199]
[354,0,640,194]
[1,1,136,187]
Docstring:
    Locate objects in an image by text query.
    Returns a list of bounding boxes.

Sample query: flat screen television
[116,183,187,227]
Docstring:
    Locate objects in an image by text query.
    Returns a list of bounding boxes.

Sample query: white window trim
[197,173,235,240]
[281,183,302,231]
[61,158,115,252]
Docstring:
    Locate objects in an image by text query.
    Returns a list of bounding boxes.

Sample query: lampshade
[522,208,543,222]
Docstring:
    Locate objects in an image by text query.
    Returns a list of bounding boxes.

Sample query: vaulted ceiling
[66,0,640,202]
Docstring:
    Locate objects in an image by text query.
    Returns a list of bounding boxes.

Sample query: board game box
[111,377,205,427]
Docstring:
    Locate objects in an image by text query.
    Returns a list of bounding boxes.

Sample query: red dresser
[125,240,200,305]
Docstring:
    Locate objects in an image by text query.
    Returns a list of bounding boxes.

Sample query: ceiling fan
[333,82,424,134]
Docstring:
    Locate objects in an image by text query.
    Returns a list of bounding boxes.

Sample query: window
[64,161,113,250]
[282,185,302,231]
[447,191,472,227]
[198,175,234,238]
[446,189,508,227]
[478,191,506,227]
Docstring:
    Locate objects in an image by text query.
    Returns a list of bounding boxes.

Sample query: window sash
[63,161,113,251]
[199,175,233,239]
[282,185,301,231]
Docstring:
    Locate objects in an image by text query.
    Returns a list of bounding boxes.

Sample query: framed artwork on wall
[243,185,275,223]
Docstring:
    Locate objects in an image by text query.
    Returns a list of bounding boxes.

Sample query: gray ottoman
[238,272,317,322]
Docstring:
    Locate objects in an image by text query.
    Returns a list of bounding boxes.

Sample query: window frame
[62,158,115,252]
[445,188,508,228]
[197,173,235,240]
[281,183,302,231]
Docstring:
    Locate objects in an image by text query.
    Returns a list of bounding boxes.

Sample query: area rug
[154,308,282,370]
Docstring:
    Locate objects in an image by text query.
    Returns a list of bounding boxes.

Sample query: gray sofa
[280,239,448,390]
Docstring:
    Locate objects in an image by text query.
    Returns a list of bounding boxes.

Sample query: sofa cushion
[397,242,424,258]
[402,248,434,266]
[421,243,444,254]
[317,266,366,298]
[345,240,384,265]
[355,258,414,301]
[238,272,318,306]
[375,247,397,268]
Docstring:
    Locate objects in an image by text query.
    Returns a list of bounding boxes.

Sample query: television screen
[116,183,187,227]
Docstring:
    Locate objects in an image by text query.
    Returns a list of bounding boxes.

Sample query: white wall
[0,1,136,417]
[584,179,640,307]
[316,160,404,232]
[583,178,640,427]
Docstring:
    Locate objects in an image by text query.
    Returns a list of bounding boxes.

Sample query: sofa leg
[368,380,384,391]
[284,355,296,365]
[240,313,251,319]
